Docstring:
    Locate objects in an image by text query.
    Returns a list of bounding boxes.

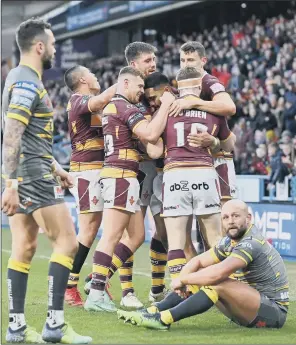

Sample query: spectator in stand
[267,142,290,190]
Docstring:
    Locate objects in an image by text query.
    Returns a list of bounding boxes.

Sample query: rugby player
[84,67,175,312]
[145,72,213,301]
[170,41,237,249]
[82,42,164,308]
[118,199,289,330]
[150,68,235,282]
[1,18,91,343]
[63,65,117,306]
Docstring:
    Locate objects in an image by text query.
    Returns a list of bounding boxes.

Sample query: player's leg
[85,177,138,312]
[193,168,222,248]
[162,169,193,280]
[116,164,153,301]
[156,280,286,329]
[184,215,198,260]
[66,170,103,306]
[118,210,145,308]
[149,175,169,303]
[197,213,222,248]
[66,212,102,306]
[6,213,44,343]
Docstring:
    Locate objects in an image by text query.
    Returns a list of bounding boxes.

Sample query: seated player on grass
[118,199,289,330]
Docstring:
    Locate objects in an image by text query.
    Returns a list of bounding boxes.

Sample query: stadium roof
[2,0,66,59]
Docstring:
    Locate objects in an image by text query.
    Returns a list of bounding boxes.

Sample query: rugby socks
[167,250,186,279]
[67,242,90,289]
[46,253,73,328]
[119,255,134,297]
[150,291,183,312]
[7,259,30,331]
[160,287,219,325]
[91,250,112,296]
[107,242,134,296]
[150,238,167,294]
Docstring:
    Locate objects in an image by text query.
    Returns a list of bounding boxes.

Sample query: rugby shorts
[69,169,103,214]
[162,167,221,217]
[150,172,163,216]
[100,177,140,213]
[17,177,64,215]
[138,161,157,207]
[232,293,287,329]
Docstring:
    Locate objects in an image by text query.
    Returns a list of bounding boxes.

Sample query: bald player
[119,199,289,330]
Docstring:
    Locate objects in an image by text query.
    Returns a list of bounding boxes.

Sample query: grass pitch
[1,229,296,344]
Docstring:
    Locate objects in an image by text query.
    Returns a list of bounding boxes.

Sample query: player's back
[67,94,104,171]
[163,95,224,171]
[2,65,54,183]
[101,95,144,179]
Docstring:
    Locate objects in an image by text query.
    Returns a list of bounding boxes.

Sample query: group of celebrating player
[2,17,289,344]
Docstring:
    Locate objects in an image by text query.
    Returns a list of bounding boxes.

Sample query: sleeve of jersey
[217,117,232,141]
[73,95,92,115]
[206,77,226,100]
[211,238,228,263]
[7,81,39,125]
[126,110,147,133]
[230,239,261,266]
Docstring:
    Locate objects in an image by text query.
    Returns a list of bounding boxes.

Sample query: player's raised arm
[64,66,117,113]
[88,84,117,112]
[133,91,174,144]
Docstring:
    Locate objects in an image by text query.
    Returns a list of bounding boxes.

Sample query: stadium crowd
[7,9,294,182]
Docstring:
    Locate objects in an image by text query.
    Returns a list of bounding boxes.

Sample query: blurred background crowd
[1,1,296,186]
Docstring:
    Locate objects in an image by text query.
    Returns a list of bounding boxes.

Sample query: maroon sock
[91,251,112,291]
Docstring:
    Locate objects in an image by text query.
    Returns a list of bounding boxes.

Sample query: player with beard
[2,18,91,343]
[169,41,237,249]
[119,199,289,331]
[84,67,174,312]
[63,66,117,306]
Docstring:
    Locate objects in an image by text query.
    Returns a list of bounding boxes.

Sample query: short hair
[125,42,157,64]
[144,72,169,89]
[16,17,51,52]
[176,67,202,81]
[64,65,85,91]
[180,41,206,57]
[119,66,144,79]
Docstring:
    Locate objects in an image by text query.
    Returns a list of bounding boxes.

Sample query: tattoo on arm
[3,118,27,179]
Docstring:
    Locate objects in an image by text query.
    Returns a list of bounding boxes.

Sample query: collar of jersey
[113,93,132,103]
[19,63,42,80]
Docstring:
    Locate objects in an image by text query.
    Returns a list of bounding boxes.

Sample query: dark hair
[119,66,144,79]
[180,41,206,57]
[176,67,202,81]
[144,72,169,89]
[16,17,51,52]
[125,42,157,63]
[64,65,84,91]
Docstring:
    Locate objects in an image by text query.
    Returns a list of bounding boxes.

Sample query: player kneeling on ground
[118,199,289,330]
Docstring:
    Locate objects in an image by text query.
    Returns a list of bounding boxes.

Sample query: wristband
[5,179,18,190]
